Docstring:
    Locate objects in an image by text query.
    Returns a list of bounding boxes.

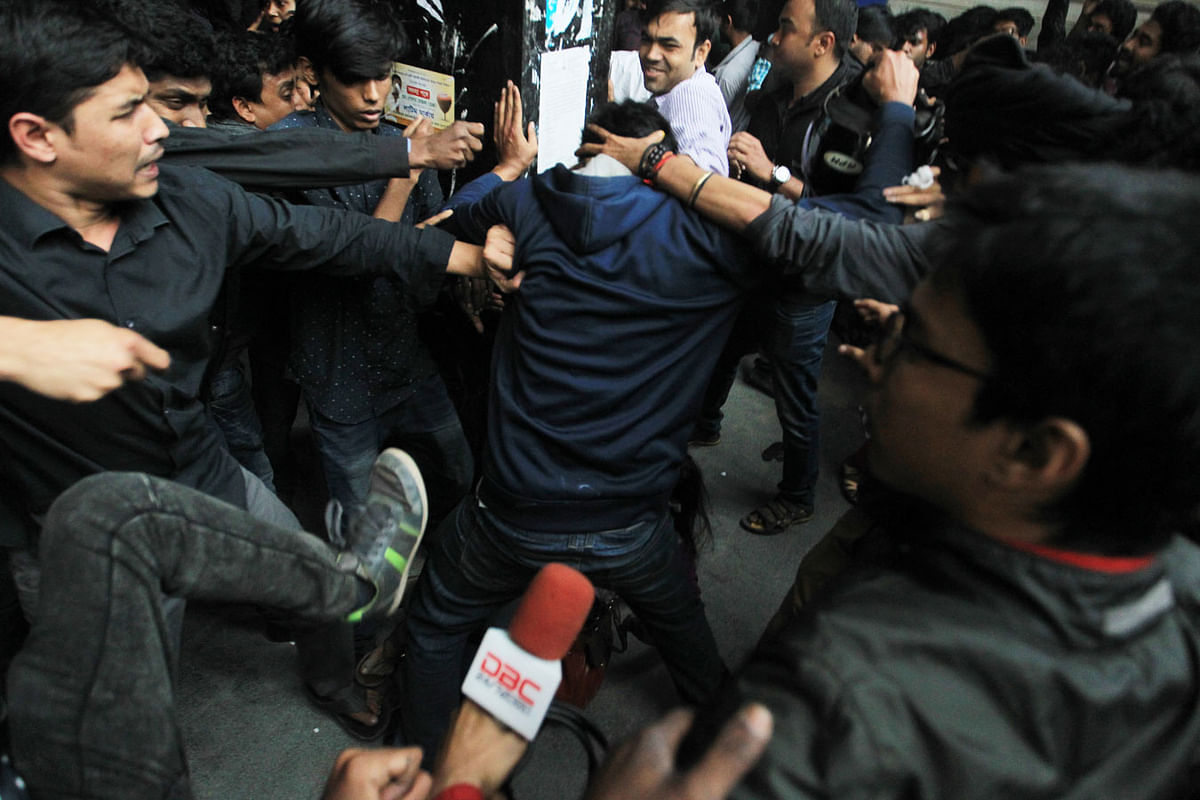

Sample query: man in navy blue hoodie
[400,56,920,760]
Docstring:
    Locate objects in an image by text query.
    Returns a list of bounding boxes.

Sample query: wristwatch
[768,163,791,192]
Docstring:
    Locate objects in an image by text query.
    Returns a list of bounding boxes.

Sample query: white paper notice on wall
[537,47,591,173]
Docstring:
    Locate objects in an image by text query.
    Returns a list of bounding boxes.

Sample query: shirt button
[124,319,137,329]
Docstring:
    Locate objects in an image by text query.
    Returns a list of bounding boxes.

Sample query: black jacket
[732,517,1200,799]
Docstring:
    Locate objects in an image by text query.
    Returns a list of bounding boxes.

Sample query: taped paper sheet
[537,47,591,173]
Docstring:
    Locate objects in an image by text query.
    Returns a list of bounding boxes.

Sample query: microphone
[460,563,594,740]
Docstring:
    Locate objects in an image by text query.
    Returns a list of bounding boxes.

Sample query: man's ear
[231,96,257,126]
[297,56,318,87]
[694,37,713,66]
[8,113,60,165]
[814,31,836,57]
[989,418,1091,498]
[926,40,937,59]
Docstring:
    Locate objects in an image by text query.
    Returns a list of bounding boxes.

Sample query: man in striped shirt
[640,0,733,175]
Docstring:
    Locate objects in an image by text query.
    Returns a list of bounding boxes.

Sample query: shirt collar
[0,177,74,248]
[0,174,168,253]
[110,195,169,258]
[654,64,710,105]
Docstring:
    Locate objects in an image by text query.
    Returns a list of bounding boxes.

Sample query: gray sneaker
[333,448,429,623]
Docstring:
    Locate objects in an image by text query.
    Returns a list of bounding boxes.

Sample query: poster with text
[386,63,456,130]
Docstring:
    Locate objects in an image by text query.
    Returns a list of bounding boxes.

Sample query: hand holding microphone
[431,563,595,799]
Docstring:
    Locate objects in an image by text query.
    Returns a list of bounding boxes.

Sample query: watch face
[772,165,791,184]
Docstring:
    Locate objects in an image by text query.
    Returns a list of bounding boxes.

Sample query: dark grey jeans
[6,473,361,800]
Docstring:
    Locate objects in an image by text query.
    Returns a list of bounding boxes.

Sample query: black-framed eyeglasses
[873,306,993,383]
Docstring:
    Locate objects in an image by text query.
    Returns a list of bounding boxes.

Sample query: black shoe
[331,448,429,624]
[761,441,784,462]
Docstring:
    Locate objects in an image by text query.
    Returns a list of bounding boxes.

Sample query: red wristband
[642,151,677,185]
[433,784,485,800]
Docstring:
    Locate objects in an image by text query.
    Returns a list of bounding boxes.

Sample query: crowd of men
[1,0,1200,798]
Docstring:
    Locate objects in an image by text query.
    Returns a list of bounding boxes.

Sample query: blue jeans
[768,297,836,509]
[308,375,472,519]
[6,473,362,800]
[400,496,727,765]
[207,364,276,493]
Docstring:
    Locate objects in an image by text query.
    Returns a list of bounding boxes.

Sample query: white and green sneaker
[332,448,429,623]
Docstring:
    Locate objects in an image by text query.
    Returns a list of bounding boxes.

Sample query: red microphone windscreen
[507,564,594,661]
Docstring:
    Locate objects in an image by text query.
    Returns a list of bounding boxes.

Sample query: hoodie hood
[531,163,675,254]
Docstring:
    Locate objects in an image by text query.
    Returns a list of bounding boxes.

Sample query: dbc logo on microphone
[481,652,542,706]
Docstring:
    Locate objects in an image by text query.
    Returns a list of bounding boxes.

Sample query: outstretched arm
[0,317,170,402]
[578,51,920,234]
[162,120,484,192]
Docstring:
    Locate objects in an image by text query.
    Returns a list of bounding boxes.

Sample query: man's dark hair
[187,0,270,31]
[894,8,946,45]
[1150,0,1200,55]
[720,0,760,33]
[939,164,1200,552]
[0,1,135,163]
[644,0,721,50]
[1036,30,1120,87]
[995,7,1035,37]
[581,100,680,152]
[935,6,999,57]
[812,0,857,58]
[208,30,296,121]
[856,5,895,49]
[294,0,406,83]
[94,0,217,82]
[1112,53,1200,171]
[1088,0,1137,42]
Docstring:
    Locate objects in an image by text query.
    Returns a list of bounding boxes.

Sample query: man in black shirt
[0,0,484,733]
[704,0,863,536]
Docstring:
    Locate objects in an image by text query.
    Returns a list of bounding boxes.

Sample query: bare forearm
[373,177,418,222]
[446,241,486,278]
[654,156,775,233]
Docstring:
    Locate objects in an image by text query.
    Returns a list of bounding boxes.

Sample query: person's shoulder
[662,68,731,125]
[268,110,318,131]
[677,65,724,97]
[376,119,407,138]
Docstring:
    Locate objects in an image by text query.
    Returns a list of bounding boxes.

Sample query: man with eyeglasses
[597,152,1200,796]
[709,163,1200,798]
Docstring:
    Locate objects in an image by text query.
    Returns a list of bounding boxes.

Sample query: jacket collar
[859,493,1179,647]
